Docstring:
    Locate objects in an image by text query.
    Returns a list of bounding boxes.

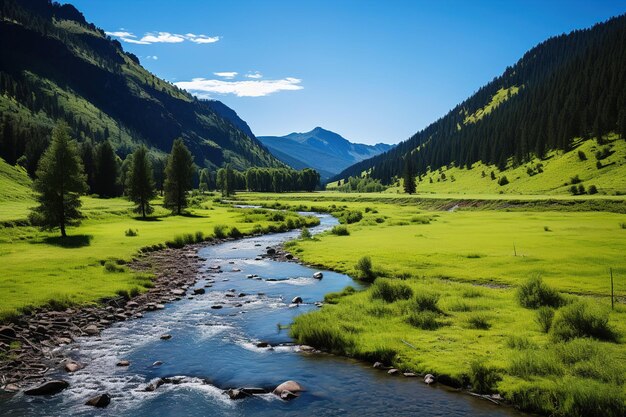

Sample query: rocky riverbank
[0,241,218,394]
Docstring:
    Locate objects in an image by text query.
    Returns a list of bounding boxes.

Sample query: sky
[71,0,626,145]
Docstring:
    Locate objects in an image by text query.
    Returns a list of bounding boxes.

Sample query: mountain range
[0,0,283,175]
[258,127,392,180]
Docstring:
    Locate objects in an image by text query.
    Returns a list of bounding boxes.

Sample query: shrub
[104,260,125,273]
[300,227,312,239]
[467,313,491,330]
[577,150,587,161]
[551,301,616,342]
[498,176,509,186]
[194,231,204,242]
[371,279,413,303]
[577,184,585,195]
[213,224,227,239]
[588,184,598,194]
[410,215,430,224]
[228,227,242,238]
[620,222,626,229]
[125,228,138,237]
[340,210,363,224]
[468,360,502,394]
[406,311,442,330]
[596,160,603,169]
[331,225,350,236]
[516,276,563,308]
[536,306,555,333]
[570,185,579,195]
[411,292,440,312]
[543,226,551,232]
[570,175,582,184]
[355,256,375,282]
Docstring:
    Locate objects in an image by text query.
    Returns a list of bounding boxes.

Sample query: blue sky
[72,0,626,145]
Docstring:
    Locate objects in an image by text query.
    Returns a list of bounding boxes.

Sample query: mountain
[258,127,392,180]
[332,14,626,189]
[0,0,283,175]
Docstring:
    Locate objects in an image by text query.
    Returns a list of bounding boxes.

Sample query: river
[0,212,526,416]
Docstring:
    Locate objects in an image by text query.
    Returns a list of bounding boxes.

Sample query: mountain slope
[258,127,392,180]
[0,0,283,174]
[332,14,626,191]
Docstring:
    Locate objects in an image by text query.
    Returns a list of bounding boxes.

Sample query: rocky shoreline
[0,240,219,394]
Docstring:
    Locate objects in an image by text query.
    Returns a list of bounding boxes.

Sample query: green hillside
[0,157,33,222]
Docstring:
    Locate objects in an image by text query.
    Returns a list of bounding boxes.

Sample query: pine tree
[30,122,87,237]
[403,157,416,194]
[94,140,120,197]
[164,138,195,214]
[126,146,156,219]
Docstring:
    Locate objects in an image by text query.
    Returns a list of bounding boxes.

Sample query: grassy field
[0,186,318,320]
[236,192,626,416]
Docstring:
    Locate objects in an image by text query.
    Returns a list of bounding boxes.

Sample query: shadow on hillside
[178,212,204,218]
[38,234,93,248]
[132,216,163,222]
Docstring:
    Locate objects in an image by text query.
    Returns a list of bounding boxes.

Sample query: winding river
[1,212,527,416]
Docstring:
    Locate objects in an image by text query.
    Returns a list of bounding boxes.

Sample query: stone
[291,296,303,304]
[424,374,436,385]
[388,368,399,375]
[152,361,163,366]
[280,390,298,400]
[0,326,16,341]
[273,380,304,397]
[24,380,69,396]
[84,325,99,336]
[226,388,250,400]
[85,393,111,408]
[299,345,315,352]
[372,362,384,369]
[266,248,276,255]
[193,288,205,295]
[403,372,417,377]
[241,387,267,395]
[160,334,172,340]
[313,272,323,279]
[116,360,130,367]
[171,289,185,296]
[246,274,253,279]
[211,305,223,309]
[256,341,270,348]
[64,362,82,373]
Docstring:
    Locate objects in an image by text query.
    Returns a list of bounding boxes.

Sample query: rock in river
[313,272,323,279]
[160,334,172,340]
[193,288,205,295]
[424,374,436,385]
[85,393,111,408]
[273,380,304,399]
[24,380,69,396]
[291,296,303,304]
[116,360,130,367]
[64,361,83,373]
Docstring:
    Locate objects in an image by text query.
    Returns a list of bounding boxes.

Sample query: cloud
[145,55,159,60]
[245,72,263,79]
[214,71,238,79]
[174,77,303,98]
[106,30,219,45]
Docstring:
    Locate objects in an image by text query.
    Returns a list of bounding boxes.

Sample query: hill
[258,127,392,180]
[331,14,626,193]
[0,0,283,175]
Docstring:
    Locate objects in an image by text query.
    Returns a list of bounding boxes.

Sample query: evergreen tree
[403,157,416,194]
[199,168,210,193]
[30,122,87,237]
[164,138,195,214]
[126,146,156,219]
[94,140,119,197]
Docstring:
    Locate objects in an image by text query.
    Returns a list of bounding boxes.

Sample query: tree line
[214,166,320,196]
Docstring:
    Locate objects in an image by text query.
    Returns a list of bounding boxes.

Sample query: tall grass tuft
[468,360,502,394]
[406,311,442,330]
[291,316,355,354]
[516,275,563,308]
[371,279,413,303]
[331,225,350,236]
[355,256,376,282]
[467,313,491,330]
[213,224,227,239]
[535,306,555,333]
[550,301,617,342]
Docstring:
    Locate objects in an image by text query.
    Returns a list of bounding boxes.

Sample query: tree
[94,140,120,197]
[30,122,87,237]
[164,138,195,214]
[199,168,210,193]
[403,157,416,194]
[126,146,156,219]
[217,164,235,196]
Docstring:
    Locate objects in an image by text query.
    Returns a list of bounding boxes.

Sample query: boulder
[24,380,69,396]
[372,362,384,369]
[388,368,399,375]
[84,325,99,336]
[291,296,303,304]
[266,248,276,255]
[64,362,83,373]
[256,341,270,348]
[226,388,250,400]
[424,374,436,385]
[285,253,294,260]
[280,390,298,400]
[116,360,130,367]
[273,380,304,397]
[193,288,205,295]
[85,393,111,408]
[313,272,323,280]
[211,305,223,309]
[0,326,16,341]
[160,334,172,340]
[171,289,185,296]
[152,361,163,367]
[403,372,417,377]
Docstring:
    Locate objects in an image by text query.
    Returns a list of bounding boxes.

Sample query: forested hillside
[332,14,626,185]
[0,0,283,176]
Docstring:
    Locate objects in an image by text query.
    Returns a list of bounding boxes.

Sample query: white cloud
[245,71,263,79]
[214,71,238,79]
[145,55,159,60]
[106,30,219,45]
[174,77,303,98]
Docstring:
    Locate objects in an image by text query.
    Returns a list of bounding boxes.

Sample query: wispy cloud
[174,77,303,98]
[214,71,238,79]
[106,30,220,45]
[245,71,263,79]
[145,55,159,60]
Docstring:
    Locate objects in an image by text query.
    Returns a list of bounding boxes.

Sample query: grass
[0,192,319,320]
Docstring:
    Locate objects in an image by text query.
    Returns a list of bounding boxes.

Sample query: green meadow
[237,192,626,416]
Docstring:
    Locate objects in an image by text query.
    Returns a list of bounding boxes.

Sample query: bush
[620,222,626,229]
[406,311,442,330]
[411,292,440,312]
[570,175,582,184]
[371,279,413,303]
[340,210,363,224]
[355,256,375,282]
[331,225,350,236]
[103,260,125,273]
[125,228,138,237]
[577,184,585,195]
[570,185,579,195]
[467,313,491,330]
[213,224,227,239]
[588,184,598,194]
[498,176,509,186]
[468,360,502,394]
[577,150,587,161]
[596,160,603,169]
[300,227,312,239]
[194,231,204,242]
[536,306,555,333]
[228,227,242,238]
[516,276,563,308]
[551,301,616,342]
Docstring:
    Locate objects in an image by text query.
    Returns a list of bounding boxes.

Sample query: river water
[1,213,526,416]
